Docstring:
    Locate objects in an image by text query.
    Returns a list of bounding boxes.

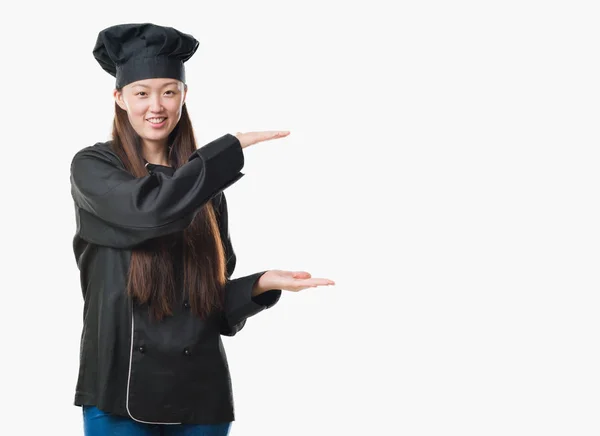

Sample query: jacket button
[138,345,146,354]
[183,301,190,309]
[183,347,191,356]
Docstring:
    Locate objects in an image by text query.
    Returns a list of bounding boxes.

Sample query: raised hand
[253,270,335,295]
[234,131,290,149]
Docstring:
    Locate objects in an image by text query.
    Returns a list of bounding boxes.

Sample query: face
[114,78,187,147]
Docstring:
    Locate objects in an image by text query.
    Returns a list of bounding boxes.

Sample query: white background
[1,1,599,435]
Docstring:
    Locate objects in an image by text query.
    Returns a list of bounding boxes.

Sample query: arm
[70,134,244,248]
[216,192,281,336]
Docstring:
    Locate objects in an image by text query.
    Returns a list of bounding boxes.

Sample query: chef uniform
[70,23,282,426]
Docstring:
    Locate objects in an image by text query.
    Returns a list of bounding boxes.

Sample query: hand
[253,270,335,295]
[234,131,290,149]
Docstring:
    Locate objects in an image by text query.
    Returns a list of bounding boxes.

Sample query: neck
[142,139,170,166]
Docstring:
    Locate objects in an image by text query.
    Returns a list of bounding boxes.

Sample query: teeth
[147,117,166,124]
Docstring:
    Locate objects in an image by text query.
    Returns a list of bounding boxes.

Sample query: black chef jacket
[70,133,282,424]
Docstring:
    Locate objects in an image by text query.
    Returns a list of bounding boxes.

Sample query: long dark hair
[110,99,227,321]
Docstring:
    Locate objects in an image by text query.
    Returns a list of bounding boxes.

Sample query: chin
[139,133,166,144]
[145,128,171,139]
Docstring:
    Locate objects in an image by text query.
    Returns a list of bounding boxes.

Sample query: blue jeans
[83,406,232,436]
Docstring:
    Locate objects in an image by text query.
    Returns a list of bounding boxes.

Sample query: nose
[149,95,164,113]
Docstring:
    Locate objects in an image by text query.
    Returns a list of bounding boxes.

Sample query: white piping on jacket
[126,301,181,425]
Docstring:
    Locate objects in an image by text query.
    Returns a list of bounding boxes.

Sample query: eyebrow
[132,82,179,88]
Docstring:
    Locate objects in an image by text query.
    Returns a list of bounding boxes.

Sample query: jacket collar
[143,159,175,176]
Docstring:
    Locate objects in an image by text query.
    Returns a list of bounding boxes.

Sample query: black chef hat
[93,23,199,89]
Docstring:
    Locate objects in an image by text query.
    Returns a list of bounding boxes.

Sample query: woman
[70,23,334,436]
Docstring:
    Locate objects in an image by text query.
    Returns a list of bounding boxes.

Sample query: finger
[297,283,332,291]
[296,278,334,287]
[257,131,290,141]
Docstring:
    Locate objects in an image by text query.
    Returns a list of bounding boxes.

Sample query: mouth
[146,117,167,128]
[147,117,167,124]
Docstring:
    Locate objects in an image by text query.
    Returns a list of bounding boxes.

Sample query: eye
[136,91,147,97]
[165,90,176,95]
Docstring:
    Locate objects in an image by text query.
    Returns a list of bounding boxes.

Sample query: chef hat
[93,23,199,89]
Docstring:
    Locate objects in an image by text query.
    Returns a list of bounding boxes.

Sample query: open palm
[259,270,335,293]
[234,131,290,149]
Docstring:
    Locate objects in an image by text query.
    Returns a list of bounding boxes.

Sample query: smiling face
[114,78,188,148]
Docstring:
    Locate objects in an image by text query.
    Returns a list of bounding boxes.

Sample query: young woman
[70,23,334,436]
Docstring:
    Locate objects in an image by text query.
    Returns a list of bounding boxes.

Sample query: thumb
[292,271,312,279]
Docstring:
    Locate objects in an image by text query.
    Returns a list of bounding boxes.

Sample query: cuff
[251,289,282,308]
[187,134,245,197]
[189,133,243,167]
[224,271,282,328]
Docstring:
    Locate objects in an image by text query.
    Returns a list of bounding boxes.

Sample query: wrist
[251,271,270,297]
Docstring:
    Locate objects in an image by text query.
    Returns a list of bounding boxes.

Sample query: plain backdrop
[1,1,599,435]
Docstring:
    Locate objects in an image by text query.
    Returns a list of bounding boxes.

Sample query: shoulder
[70,140,125,170]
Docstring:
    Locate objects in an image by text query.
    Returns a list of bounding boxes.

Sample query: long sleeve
[70,134,244,248]
[216,192,281,336]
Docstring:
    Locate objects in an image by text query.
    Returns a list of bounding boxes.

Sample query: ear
[182,84,188,105]
[113,89,127,111]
